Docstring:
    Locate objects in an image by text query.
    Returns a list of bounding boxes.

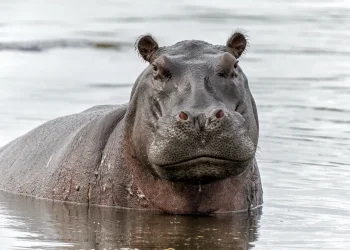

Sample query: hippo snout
[148,109,255,184]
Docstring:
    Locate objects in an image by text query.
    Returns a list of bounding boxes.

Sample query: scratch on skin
[125,183,133,196]
[46,155,53,168]
[125,175,134,196]
[136,188,148,201]
[63,178,72,201]
[87,183,92,204]
[100,154,106,167]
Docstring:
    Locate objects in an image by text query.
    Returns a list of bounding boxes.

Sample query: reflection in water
[0,191,261,249]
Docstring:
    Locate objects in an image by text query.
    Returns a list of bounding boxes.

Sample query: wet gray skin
[0,32,262,214]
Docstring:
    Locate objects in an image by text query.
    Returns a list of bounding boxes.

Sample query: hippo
[0,32,263,214]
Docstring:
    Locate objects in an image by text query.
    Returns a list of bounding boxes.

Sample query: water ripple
[0,39,133,52]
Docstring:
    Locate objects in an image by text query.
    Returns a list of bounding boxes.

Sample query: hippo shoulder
[0,104,127,200]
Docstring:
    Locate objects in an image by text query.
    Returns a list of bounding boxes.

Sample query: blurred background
[0,0,350,249]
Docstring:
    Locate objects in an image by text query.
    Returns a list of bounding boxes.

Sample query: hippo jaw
[152,156,253,184]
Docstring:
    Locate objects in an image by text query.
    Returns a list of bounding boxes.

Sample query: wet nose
[178,109,225,131]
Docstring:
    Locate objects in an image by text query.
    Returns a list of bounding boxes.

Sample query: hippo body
[0,33,263,214]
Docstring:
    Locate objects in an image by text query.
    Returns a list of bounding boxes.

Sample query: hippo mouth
[153,156,252,184]
[160,156,248,168]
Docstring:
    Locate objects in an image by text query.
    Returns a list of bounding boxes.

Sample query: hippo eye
[152,64,158,73]
[218,70,237,79]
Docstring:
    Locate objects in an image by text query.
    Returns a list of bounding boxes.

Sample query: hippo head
[126,32,259,185]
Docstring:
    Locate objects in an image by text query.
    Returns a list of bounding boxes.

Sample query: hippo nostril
[179,111,189,121]
[215,110,225,119]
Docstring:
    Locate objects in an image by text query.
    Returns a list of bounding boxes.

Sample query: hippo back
[0,105,127,202]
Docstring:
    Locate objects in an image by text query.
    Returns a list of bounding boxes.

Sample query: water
[0,0,350,249]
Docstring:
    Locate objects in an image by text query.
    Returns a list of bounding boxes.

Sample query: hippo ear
[226,32,247,58]
[136,35,159,62]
